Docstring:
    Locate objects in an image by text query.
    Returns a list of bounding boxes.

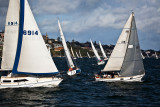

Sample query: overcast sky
[0,0,160,50]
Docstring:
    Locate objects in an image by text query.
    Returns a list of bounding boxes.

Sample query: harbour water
[0,58,160,106]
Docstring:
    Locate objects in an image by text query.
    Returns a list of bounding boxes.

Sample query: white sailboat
[71,46,76,59]
[99,41,108,60]
[155,52,158,59]
[90,40,105,65]
[95,12,145,82]
[141,52,145,59]
[79,50,82,58]
[87,52,91,58]
[76,51,80,58]
[58,19,81,76]
[0,0,62,89]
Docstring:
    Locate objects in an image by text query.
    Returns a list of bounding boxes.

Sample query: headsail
[1,0,20,70]
[90,40,101,61]
[103,13,133,72]
[58,19,75,68]
[99,41,107,59]
[12,0,58,74]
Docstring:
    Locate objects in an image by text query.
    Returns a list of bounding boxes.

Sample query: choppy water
[0,58,160,107]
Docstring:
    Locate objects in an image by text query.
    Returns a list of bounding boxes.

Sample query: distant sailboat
[155,52,158,59]
[0,0,63,88]
[99,41,108,60]
[95,12,145,82]
[146,53,150,58]
[90,40,105,65]
[87,52,91,58]
[58,19,81,76]
[79,50,82,58]
[76,51,80,58]
[141,52,145,59]
[71,46,76,59]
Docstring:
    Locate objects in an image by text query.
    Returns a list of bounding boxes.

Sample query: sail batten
[58,19,75,68]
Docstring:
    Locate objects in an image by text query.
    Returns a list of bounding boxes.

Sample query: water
[0,58,160,106]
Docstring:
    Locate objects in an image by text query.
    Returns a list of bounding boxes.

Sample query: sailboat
[71,46,76,59]
[87,52,91,58]
[0,0,63,88]
[95,12,145,82]
[141,52,145,59]
[58,19,81,76]
[155,52,158,59]
[99,41,108,60]
[90,40,105,65]
[76,51,80,58]
[79,50,82,58]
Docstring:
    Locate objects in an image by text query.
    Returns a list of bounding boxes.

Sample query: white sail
[58,19,75,68]
[90,40,101,61]
[79,50,82,58]
[1,0,20,70]
[141,52,145,59]
[99,41,107,59]
[87,52,91,58]
[155,52,158,59]
[76,51,79,58]
[71,47,75,58]
[103,14,132,71]
[17,0,58,73]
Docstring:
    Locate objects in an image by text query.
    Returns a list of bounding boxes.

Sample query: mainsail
[58,19,75,68]
[103,12,145,77]
[155,52,158,59]
[1,0,20,70]
[12,0,58,74]
[99,41,107,59]
[90,40,101,61]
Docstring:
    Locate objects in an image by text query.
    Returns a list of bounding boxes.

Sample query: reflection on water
[0,58,160,106]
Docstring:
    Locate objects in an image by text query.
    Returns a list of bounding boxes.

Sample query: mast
[58,19,75,68]
[90,40,101,61]
[99,41,107,59]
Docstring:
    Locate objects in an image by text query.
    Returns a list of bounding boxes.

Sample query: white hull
[0,76,63,89]
[95,74,145,82]
[67,69,81,76]
[98,60,105,65]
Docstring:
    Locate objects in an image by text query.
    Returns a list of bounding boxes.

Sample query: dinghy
[90,40,105,65]
[58,19,81,76]
[0,0,63,89]
[71,46,77,59]
[95,12,145,82]
[99,41,108,60]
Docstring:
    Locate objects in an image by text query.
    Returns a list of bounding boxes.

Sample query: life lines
[69,68,73,71]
